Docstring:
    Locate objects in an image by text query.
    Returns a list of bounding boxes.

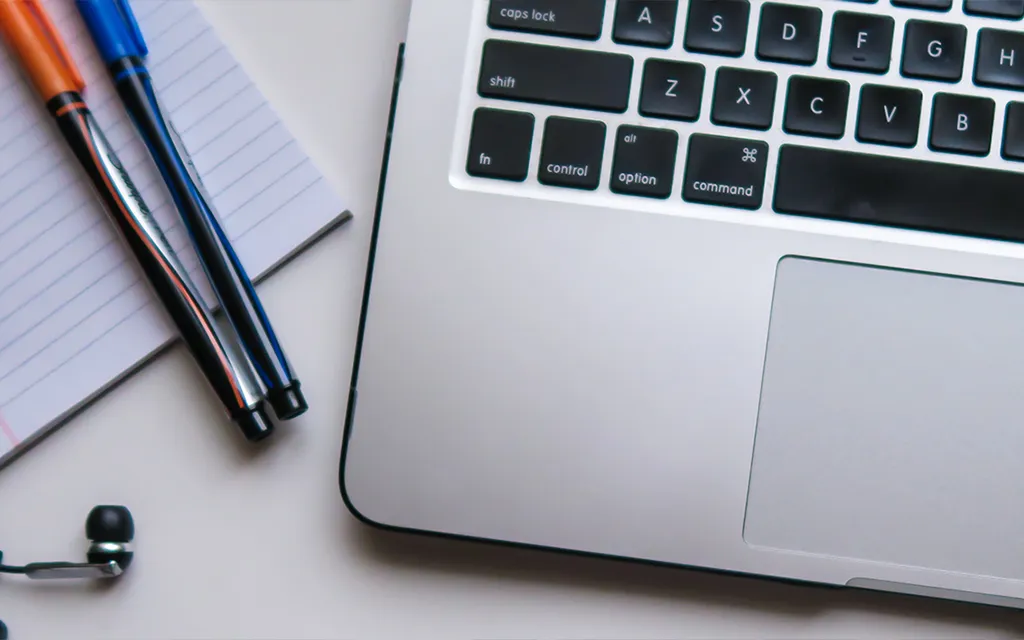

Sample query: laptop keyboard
[464,0,1024,245]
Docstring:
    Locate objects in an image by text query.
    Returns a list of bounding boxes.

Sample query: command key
[683,134,769,210]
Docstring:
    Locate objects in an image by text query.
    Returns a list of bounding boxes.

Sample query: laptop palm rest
[745,257,1024,582]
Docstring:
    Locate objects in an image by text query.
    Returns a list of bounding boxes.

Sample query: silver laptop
[341,0,1024,609]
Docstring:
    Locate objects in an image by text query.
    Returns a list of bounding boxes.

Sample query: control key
[683,134,769,210]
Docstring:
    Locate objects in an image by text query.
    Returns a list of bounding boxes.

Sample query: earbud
[0,505,134,580]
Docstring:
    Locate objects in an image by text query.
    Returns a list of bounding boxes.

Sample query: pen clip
[25,0,85,91]
[114,0,147,57]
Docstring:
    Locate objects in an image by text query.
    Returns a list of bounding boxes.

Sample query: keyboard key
[974,29,1024,90]
[478,40,633,113]
[901,20,966,82]
[829,12,895,73]
[683,0,750,57]
[711,67,778,130]
[892,0,952,10]
[613,0,679,48]
[610,125,678,198]
[965,0,1024,19]
[783,76,850,139]
[756,3,822,65]
[487,0,606,39]
[639,59,705,121]
[1002,102,1024,160]
[929,93,995,156]
[538,116,606,190]
[774,145,1024,244]
[856,84,922,147]
[466,108,534,181]
[683,134,769,210]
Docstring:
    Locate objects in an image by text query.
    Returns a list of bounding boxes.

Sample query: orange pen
[0,0,84,102]
[0,0,275,441]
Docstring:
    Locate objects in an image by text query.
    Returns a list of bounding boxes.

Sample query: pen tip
[268,383,308,420]
[236,407,275,442]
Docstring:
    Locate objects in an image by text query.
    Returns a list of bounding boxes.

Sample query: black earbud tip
[0,618,8,639]
[86,506,134,543]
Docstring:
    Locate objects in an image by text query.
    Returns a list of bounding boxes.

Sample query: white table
[1,2,1023,638]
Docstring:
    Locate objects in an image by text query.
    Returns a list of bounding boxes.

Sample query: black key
[488,1,606,39]
[683,0,750,57]
[639,59,705,122]
[783,76,850,139]
[613,0,679,48]
[478,40,633,113]
[1002,102,1024,160]
[538,117,606,190]
[901,20,966,82]
[610,126,678,198]
[711,67,778,130]
[974,29,1024,90]
[829,12,895,73]
[683,134,769,210]
[756,3,822,65]
[774,145,1024,244]
[856,84,922,147]
[466,108,534,181]
[929,93,995,156]
[892,0,952,10]
[965,0,1024,19]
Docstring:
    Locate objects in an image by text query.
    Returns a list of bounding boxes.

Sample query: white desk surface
[1,2,1023,638]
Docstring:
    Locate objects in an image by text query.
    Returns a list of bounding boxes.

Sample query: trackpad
[745,257,1024,581]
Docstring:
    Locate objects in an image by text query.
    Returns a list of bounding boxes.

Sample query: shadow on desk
[354,526,1024,633]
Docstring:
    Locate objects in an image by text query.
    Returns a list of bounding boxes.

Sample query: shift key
[683,134,769,210]
[488,0,606,40]
[478,40,633,113]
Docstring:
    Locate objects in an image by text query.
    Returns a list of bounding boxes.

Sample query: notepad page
[0,0,348,463]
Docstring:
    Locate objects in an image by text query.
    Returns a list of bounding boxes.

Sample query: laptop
[341,0,1024,609]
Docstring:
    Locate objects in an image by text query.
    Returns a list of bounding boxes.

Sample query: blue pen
[76,0,308,420]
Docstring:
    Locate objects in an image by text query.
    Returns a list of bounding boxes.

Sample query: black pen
[78,0,309,420]
[0,0,275,441]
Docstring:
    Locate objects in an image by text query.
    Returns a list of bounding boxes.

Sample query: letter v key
[884,104,897,123]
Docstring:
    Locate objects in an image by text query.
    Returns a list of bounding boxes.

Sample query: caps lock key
[488,0,606,40]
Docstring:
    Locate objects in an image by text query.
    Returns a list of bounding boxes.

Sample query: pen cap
[0,0,85,101]
[75,0,147,65]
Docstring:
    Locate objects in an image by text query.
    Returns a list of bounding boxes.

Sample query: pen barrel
[113,66,305,419]
[49,93,274,440]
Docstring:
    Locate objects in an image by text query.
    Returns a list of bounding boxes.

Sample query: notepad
[0,0,349,465]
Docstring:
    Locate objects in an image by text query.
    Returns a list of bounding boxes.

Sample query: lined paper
[0,0,347,463]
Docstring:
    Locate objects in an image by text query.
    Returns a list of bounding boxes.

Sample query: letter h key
[976,28,1024,90]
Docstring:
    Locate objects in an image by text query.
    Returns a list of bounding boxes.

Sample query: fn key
[467,107,535,181]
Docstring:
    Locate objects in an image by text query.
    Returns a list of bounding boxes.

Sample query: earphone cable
[0,551,28,574]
